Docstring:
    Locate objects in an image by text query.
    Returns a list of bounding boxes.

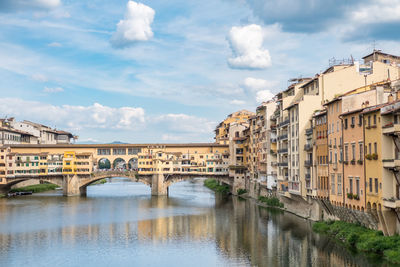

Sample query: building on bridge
[0,143,230,196]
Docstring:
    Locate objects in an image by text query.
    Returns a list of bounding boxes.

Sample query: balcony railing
[270,138,277,143]
[279,118,290,127]
[278,134,288,140]
[304,160,312,167]
[305,128,313,135]
[304,144,313,151]
[305,173,311,179]
[278,162,288,167]
[278,148,288,154]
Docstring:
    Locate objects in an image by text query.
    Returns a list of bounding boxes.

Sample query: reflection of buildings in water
[137,212,215,243]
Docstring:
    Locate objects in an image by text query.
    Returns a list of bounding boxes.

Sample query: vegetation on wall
[313,220,400,264]
[204,179,230,194]
[258,196,284,208]
[10,183,58,193]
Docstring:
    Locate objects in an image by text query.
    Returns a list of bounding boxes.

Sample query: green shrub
[312,221,400,265]
[237,189,247,195]
[258,196,284,208]
[10,183,58,193]
[204,179,230,194]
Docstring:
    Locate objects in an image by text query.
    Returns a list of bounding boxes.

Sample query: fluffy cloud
[227,24,271,69]
[111,1,155,48]
[0,98,145,131]
[242,77,278,92]
[0,0,61,11]
[256,90,274,103]
[43,86,64,93]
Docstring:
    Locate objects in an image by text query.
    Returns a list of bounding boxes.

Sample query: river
[0,178,380,266]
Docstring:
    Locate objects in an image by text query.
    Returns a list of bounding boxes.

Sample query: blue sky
[1,0,400,143]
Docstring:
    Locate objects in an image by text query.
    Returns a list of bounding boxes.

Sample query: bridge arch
[98,158,111,170]
[113,158,126,169]
[128,158,138,170]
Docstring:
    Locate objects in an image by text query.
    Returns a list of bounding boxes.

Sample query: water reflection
[0,178,380,266]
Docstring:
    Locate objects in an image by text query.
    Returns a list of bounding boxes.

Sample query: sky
[1,0,400,143]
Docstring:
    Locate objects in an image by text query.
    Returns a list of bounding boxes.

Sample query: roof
[340,108,364,117]
[0,126,34,136]
[362,50,400,60]
[362,103,389,114]
[3,143,229,149]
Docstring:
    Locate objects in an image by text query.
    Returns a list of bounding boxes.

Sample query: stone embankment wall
[242,181,383,232]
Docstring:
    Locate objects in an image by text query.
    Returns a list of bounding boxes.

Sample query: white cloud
[242,77,278,92]
[227,24,271,69]
[43,86,64,93]
[48,42,62,47]
[256,90,274,103]
[31,73,48,82]
[111,1,155,48]
[0,98,145,131]
[230,99,246,105]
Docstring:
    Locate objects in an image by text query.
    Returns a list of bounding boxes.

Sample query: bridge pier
[63,174,80,196]
[151,173,168,196]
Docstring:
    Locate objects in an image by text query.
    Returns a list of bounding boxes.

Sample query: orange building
[324,98,344,206]
[341,109,365,211]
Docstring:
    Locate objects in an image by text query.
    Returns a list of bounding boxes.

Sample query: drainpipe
[362,113,367,210]
[339,114,345,206]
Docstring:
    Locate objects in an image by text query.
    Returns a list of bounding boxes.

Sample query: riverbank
[9,183,58,194]
[203,179,230,194]
[313,220,400,264]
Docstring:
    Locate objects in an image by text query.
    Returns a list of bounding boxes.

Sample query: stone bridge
[1,170,231,196]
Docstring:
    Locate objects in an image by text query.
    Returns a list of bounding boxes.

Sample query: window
[351,116,355,126]
[345,145,349,161]
[375,178,378,193]
[374,142,377,154]
[349,177,353,194]
[344,118,348,129]
[331,174,335,194]
[373,115,376,125]
[351,143,356,161]
[337,174,342,195]
[359,114,363,126]
[356,178,360,196]
[335,152,337,163]
[359,142,363,160]
[369,143,372,154]
[369,178,373,192]
[368,116,371,127]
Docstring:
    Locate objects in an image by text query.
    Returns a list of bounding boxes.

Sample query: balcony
[279,118,290,128]
[305,173,311,179]
[278,134,288,141]
[305,128,313,135]
[288,181,301,195]
[383,198,400,209]
[304,144,313,151]
[382,159,400,168]
[278,148,288,154]
[304,160,312,167]
[382,123,400,135]
[278,162,288,167]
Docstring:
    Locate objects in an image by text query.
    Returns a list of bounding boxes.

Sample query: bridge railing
[91,169,138,178]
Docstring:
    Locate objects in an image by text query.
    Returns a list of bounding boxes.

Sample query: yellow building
[215,110,255,145]
[363,106,384,213]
